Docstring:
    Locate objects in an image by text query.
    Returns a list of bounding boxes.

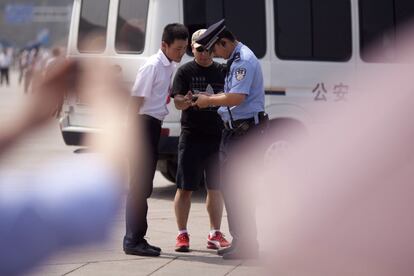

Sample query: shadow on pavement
[74,148,208,203]
[158,252,263,268]
[73,148,93,154]
[159,252,242,267]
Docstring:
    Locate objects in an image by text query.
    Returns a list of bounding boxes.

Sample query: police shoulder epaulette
[234,52,241,62]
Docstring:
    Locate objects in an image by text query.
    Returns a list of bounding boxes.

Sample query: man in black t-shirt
[171,29,231,252]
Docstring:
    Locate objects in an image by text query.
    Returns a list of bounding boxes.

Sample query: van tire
[160,160,177,183]
[263,119,307,162]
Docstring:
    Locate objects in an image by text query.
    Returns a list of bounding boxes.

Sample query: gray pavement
[0,72,269,276]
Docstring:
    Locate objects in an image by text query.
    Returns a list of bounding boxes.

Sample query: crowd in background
[0,46,65,93]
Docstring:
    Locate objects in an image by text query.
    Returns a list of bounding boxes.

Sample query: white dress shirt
[131,49,176,121]
[0,52,11,68]
[0,155,121,276]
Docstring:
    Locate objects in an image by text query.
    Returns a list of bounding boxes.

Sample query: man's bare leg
[174,188,193,230]
[206,189,224,230]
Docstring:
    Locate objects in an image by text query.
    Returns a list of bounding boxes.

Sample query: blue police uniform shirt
[218,42,265,123]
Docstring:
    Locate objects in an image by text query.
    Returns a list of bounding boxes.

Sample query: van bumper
[59,115,98,145]
[59,114,179,157]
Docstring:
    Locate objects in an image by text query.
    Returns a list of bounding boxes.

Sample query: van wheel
[161,160,177,183]
[264,139,292,163]
[263,120,307,163]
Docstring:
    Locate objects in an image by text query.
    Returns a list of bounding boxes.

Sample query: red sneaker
[175,232,190,252]
[207,231,231,250]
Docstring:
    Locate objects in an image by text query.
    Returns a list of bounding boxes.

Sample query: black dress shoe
[218,245,235,256]
[222,249,259,260]
[124,242,160,257]
[142,239,161,252]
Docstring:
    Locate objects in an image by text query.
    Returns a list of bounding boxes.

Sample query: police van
[61,0,414,182]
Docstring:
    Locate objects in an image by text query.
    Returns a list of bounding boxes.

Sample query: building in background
[0,0,73,49]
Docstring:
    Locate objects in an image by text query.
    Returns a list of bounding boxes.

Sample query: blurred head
[191,29,213,66]
[161,23,189,63]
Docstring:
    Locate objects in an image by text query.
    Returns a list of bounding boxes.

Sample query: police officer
[194,19,267,260]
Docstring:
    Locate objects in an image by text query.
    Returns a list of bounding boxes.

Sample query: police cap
[195,19,226,51]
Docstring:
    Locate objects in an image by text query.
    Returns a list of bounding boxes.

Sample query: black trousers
[219,122,267,248]
[124,115,161,248]
[0,68,9,86]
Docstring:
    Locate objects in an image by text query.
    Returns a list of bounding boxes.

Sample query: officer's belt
[224,118,255,130]
[223,111,268,130]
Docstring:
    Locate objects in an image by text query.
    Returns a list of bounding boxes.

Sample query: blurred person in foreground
[45,47,65,73]
[123,23,189,257]
[194,20,268,260]
[44,47,66,118]
[171,29,230,252]
[0,58,132,276]
[225,25,414,276]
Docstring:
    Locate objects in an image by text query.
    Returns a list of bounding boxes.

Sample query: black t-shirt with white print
[172,60,226,137]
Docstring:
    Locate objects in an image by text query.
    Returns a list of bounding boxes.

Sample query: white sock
[178,229,188,235]
[210,229,220,236]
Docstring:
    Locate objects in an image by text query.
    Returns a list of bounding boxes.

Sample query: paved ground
[0,72,269,276]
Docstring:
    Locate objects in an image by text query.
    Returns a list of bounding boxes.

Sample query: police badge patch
[235,68,246,81]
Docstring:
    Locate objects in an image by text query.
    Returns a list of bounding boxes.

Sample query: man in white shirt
[123,23,189,257]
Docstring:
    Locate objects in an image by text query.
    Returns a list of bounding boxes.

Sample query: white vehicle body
[61,0,412,181]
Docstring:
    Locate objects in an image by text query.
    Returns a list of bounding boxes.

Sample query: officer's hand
[194,94,210,109]
[197,92,210,96]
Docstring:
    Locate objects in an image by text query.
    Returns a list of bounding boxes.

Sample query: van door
[65,0,111,131]
[357,0,414,83]
[269,0,356,124]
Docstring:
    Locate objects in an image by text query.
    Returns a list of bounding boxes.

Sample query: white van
[60,0,414,181]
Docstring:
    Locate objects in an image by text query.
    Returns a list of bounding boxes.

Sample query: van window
[359,0,414,63]
[115,0,149,54]
[78,0,110,53]
[183,0,266,58]
[274,0,352,62]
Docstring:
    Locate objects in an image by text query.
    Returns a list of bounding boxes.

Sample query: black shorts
[176,132,221,191]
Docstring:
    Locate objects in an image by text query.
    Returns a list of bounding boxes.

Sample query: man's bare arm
[195,93,245,109]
